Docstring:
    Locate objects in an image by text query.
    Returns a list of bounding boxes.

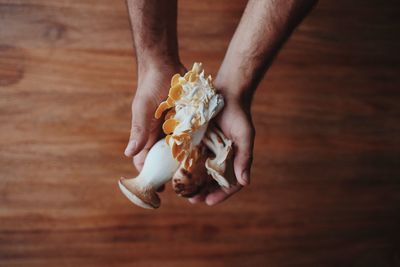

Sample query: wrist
[214,70,254,110]
[137,53,182,75]
[135,59,186,100]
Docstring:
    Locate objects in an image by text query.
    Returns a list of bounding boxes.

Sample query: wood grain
[1,0,400,266]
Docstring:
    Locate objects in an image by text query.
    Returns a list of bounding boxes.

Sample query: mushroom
[203,126,234,188]
[118,139,180,209]
[118,62,234,209]
[118,126,209,209]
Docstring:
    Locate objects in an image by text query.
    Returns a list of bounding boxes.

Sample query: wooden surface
[1,0,400,266]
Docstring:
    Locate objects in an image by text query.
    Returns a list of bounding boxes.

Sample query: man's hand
[125,0,183,170]
[188,0,317,205]
[124,63,186,171]
[189,91,255,205]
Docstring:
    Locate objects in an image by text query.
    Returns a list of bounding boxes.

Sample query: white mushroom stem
[118,126,209,209]
[191,124,208,146]
[119,139,180,209]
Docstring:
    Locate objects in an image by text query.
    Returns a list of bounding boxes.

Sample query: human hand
[184,0,316,207]
[124,62,186,171]
[189,89,255,206]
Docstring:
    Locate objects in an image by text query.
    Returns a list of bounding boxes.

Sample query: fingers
[189,183,242,206]
[132,150,146,172]
[124,97,155,157]
[231,124,255,186]
[188,193,207,204]
[188,180,219,204]
[133,128,161,171]
[204,184,243,206]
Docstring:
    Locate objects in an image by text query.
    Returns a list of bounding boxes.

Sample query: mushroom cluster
[118,63,234,209]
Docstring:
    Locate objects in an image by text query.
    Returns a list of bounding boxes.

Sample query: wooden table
[1,0,399,266]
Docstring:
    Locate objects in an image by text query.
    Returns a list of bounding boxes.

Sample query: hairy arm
[191,0,318,205]
[125,0,185,168]
[216,0,317,99]
[126,0,180,75]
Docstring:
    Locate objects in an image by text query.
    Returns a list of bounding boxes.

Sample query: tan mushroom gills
[172,126,235,198]
[203,126,234,188]
[118,139,180,209]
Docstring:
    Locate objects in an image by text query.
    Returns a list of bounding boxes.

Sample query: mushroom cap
[119,177,160,209]
[172,149,209,197]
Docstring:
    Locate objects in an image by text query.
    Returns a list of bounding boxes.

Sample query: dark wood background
[1,0,399,266]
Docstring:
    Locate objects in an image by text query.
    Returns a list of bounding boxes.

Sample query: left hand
[189,90,255,206]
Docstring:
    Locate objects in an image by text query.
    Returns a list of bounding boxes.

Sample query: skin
[125,0,317,205]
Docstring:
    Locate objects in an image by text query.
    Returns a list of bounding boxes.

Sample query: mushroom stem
[191,123,208,145]
[118,139,180,209]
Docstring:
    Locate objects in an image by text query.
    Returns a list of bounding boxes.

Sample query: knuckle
[131,102,142,114]
[235,124,255,139]
[240,150,253,163]
[130,124,144,135]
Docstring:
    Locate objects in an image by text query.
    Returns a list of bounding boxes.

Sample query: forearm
[126,0,181,75]
[216,0,317,100]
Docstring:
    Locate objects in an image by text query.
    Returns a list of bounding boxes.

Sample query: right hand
[124,62,186,171]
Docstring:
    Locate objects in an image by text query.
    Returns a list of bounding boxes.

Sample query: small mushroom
[118,139,180,209]
[203,126,234,188]
[171,126,235,199]
[172,147,209,197]
[118,126,209,209]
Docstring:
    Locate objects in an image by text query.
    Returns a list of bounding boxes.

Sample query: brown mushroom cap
[119,177,161,209]
[172,150,209,197]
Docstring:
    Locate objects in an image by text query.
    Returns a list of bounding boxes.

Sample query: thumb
[232,125,255,186]
[124,98,153,157]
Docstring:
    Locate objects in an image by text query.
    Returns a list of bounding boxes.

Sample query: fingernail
[241,169,250,185]
[205,198,215,206]
[124,140,137,156]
